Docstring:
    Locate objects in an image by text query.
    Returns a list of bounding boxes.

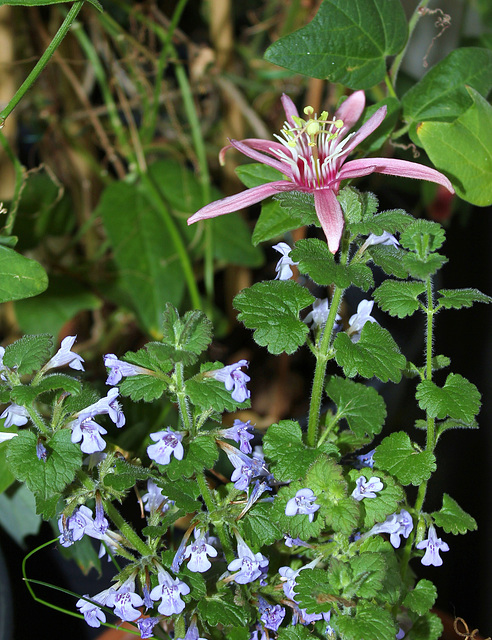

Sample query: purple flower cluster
[366,509,414,548]
[351,476,383,501]
[147,428,184,465]
[227,535,269,584]
[285,488,320,522]
[220,419,254,454]
[70,388,126,454]
[211,360,250,403]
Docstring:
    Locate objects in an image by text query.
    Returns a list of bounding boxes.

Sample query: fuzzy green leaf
[373,280,426,318]
[277,627,313,640]
[407,610,443,640]
[437,288,492,310]
[416,373,481,422]
[374,432,436,486]
[292,239,373,290]
[431,494,477,535]
[400,220,445,254]
[326,376,386,437]
[238,502,282,547]
[402,252,447,280]
[403,579,437,616]
[350,209,413,236]
[338,187,379,224]
[3,334,53,375]
[197,594,251,627]
[0,246,48,304]
[263,420,338,482]
[367,245,411,279]
[264,0,407,90]
[294,568,335,614]
[334,323,405,383]
[234,280,314,354]
[334,602,397,640]
[119,374,168,402]
[6,430,82,499]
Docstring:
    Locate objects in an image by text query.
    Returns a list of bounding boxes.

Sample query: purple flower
[149,568,190,616]
[284,534,311,548]
[285,488,320,522]
[258,597,286,632]
[176,619,207,640]
[367,509,414,548]
[228,448,270,491]
[273,242,298,280]
[107,580,144,622]
[416,525,449,566]
[183,528,218,573]
[227,535,269,584]
[347,299,377,342]
[354,448,376,469]
[104,354,155,386]
[137,617,160,639]
[364,231,399,248]
[71,418,107,454]
[76,588,114,628]
[58,505,93,547]
[211,359,250,403]
[351,476,383,501]
[147,428,184,465]
[188,92,454,254]
[76,388,125,428]
[44,335,85,372]
[141,479,171,513]
[220,419,254,454]
[0,403,29,428]
[304,298,341,332]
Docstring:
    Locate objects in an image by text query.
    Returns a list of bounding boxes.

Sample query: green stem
[196,471,216,514]
[425,276,435,450]
[104,500,153,558]
[0,2,84,121]
[175,362,192,433]
[306,284,344,447]
[390,0,431,87]
[196,472,234,563]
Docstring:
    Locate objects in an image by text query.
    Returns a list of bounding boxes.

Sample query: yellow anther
[320,111,329,121]
[303,106,315,116]
[306,120,320,137]
[334,119,344,129]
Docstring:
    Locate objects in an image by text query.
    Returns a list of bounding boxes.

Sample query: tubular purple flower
[71,418,107,454]
[211,359,250,403]
[149,568,190,616]
[0,403,29,428]
[75,388,125,428]
[44,335,85,372]
[227,533,269,584]
[137,617,160,639]
[107,580,144,622]
[183,528,218,573]
[141,479,172,513]
[147,428,184,465]
[188,91,454,254]
[366,509,414,548]
[351,476,384,501]
[220,419,254,454]
[258,597,286,632]
[416,525,449,566]
[285,488,320,522]
[104,354,155,386]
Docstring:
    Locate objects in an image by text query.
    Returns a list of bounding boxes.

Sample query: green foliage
[334,602,397,640]
[264,0,407,89]
[3,334,53,375]
[6,430,82,506]
[238,502,282,547]
[119,374,168,402]
[338,187,379,223]
[197,594,252,627]
[234,280,314,354]
[407,611,443,640]
[374,432,436,486]
[403,579,437,617]
[325,376,386,437]
[334,323,406,383]
[373,280,426,318]
[436,288,492,310]
[416,374,481,422]
[164,434,219,480]
[417,88,492,206]
[0,245,48,304]
[431,494,477,535]
[0,484,41,545]
[263,420,338,482]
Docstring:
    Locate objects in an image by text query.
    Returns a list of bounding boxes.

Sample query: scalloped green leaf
[119,374,168,402]
[264,0,407,90]
[334,323,405,383]
[374,432,436,486]
[416,373,481,422]
[197,594,251,627]
[373,280,426,318]
[3,334,53,375]
[238,502,282,547]
[436,288,492,310]
[326,376,386,437]
[234,280,314,354]
[431,493,477,535]
[399,220,445,254]
[334,602,397,640]
[403,579,437,616]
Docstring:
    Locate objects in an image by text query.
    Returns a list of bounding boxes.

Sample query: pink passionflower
[188,91,454,253]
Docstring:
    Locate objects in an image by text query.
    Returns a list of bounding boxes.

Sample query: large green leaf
[0,245,48,304]
[402,48,492,124]
[96,180,185,336]
[264,0,407,90]
[416,88,492,206]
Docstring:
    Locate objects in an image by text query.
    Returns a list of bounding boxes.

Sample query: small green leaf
[277,626,314,640]
[407,610,443,640]
[368,245,411,279]
[402,48,492,124]
[436,288,492,310]
[197,594,251,627]
[431,493,477,535]
[349,552,387,599]
[350,209,413,236]
[338,187,379,224]
[374,432,436,486]
[416,373,481,422]
[294,568,334,614]
[326,376,386,437]
[334,602,397,640]
[119,374,168,402]
[0,485,41,545]
[417,88,492,206]
[264,0,407,90]
[292,239,373,290]
[373,280,426,318]
[399,220,445,254]
[180,310,214,355]
[334,323,405,383]
[402,252,447,280]
[263,420,338,482]
[238,502,282,547]
[403,579,437,616]
[6,430,82,499]
[3,334,53,375]
[234,280,314,354]
[0,245,48,304]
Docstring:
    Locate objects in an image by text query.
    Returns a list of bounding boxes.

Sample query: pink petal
[341,157,454,193]
[187,181,296,224]
[281,94,300,128]
[314,189,345,254]
[226,139,293,178]
[341,106,387,159]
[338,162,377,181]
[335,90,366,133]
[219,138,289,166]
